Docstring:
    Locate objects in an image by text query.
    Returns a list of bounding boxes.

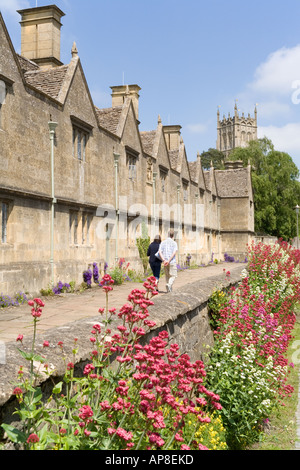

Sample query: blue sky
[2,0,300,171]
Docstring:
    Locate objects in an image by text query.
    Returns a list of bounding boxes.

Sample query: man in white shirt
[158,229,178,292]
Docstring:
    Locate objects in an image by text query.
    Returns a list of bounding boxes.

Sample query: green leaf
[1,424,26,444]
[52,381,63,394]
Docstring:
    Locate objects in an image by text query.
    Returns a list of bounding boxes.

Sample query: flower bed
[1,276,225,450]
[205,240,300,449]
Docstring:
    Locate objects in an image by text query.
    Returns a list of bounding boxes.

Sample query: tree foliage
[200,148,225,170]
[230,137,300,239]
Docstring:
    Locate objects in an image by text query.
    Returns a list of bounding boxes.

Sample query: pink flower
[148,432,165,447]
[27,433,39,444]
[16,334,23,342]
[31,307,42,318]
[83,363,95,376]
[43,341,49,348]
[84,429,91,437]
[100,400,111,411]
[116,427,133,441]
[78,405,93,421]
[181,444,190,450]
[93,324,101,333]
[34,298,45,307]
[198,443,209,450]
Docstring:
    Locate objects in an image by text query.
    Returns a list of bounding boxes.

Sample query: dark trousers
[150,263,161,280]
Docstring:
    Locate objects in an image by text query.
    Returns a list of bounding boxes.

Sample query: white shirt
[159,237,178,265]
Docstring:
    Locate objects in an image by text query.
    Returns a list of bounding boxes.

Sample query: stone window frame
[69,209,92,246]
[126,147,139,181]
[182,179,189,202]
[0,200,10,244]
[159,167,168,193]
[70,116,93,162]
[0,74,14,130]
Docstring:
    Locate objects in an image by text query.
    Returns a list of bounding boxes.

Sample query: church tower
[216,103,257,158]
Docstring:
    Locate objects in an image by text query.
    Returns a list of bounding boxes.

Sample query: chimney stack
[17,5,65,68]
[110,84,141,120]
[163,125,182,150]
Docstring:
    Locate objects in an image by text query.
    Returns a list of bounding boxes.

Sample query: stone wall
[0,266,244,432]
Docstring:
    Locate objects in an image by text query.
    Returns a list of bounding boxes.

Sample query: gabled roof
[188,161,198,183]
[169,148,180,170]
[214,167,251,198]
[17,54,39,73]
[95,106,123,135]
[23,64,69,101]
[140,130,157,156]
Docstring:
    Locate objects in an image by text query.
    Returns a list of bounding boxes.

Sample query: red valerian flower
[27,433,39,444]
[78,405,93,421]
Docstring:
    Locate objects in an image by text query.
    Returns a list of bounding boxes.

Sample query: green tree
[200,148,225,170]
[230,137,300,239]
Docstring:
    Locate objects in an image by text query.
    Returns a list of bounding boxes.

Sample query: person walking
[158,229,178,293]
[147,235,162,290]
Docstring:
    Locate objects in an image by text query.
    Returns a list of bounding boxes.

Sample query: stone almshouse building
[0,5,254,295]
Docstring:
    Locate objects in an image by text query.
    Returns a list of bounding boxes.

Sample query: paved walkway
[0,263,237,344]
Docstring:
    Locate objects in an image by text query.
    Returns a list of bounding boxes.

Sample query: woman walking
[147,235,162,290]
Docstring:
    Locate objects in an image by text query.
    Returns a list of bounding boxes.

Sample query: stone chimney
[110,84,141,120]
[163,125,182,150]
[224,160,244,170]
[17,5,65,68]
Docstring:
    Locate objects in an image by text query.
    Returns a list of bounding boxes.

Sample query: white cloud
[258,122,300,157]
[255,100,292,120]
[236,44,300,122]
[249,45,300,96]
[234,44,300,166]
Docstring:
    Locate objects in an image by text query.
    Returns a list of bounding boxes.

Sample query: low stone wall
[0,265,244,432]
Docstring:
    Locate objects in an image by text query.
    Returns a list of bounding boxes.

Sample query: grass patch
[251,310,300,450]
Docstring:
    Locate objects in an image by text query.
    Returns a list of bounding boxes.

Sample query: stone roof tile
[95,106,123,134]
[140,130,156,156]
[188,161,198,182]
[23,65,69,101]
[215,167,249,198]
[17,54,39,73]
[169,149,179,170]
